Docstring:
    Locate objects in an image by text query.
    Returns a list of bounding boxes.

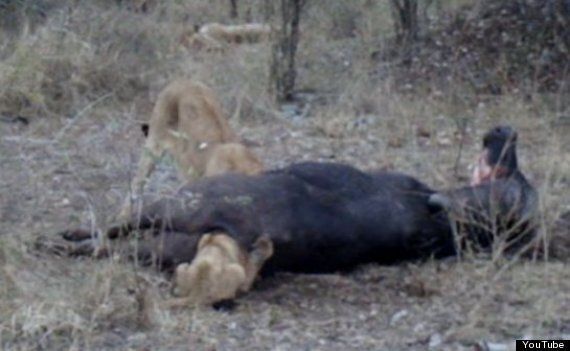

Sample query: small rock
[413,322,426,334]
[437,136,453,146]
[428,333,443,349]
[127,332,147,343]
[390,309,409,326]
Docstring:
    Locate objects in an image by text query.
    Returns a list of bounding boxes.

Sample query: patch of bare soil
[1,99,568,350]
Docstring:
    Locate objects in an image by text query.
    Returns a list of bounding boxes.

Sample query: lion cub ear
[140,123,150,137]
[197,233,213,251]
[251,235,274,261]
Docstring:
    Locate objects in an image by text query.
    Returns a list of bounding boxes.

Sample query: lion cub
[120,80,263,219]
[166,232,274,307]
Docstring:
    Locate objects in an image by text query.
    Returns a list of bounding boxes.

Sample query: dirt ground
[1,99,569,350]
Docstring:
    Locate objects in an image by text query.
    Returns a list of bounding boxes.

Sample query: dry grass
[0,1,568,350]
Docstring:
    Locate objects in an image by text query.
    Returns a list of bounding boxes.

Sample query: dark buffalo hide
[60,162,455,273]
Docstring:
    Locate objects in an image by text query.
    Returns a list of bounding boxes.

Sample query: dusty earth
[1,97,569,350]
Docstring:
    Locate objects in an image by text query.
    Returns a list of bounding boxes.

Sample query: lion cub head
[170,232,273,307]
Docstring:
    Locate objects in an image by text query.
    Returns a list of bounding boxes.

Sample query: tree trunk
[230,0,238,19]
[390,0,418,44]
[269,0,305,103]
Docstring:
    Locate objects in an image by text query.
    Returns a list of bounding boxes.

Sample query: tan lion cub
[166,232,274,307]
[120,80,263,219]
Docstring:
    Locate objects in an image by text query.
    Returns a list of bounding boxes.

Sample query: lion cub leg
[241,235,273,292]
[118,138,166,220]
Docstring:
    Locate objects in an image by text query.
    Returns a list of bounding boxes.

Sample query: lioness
[180,23,271,51]
[120,80,263,219]
[166,232,274,307]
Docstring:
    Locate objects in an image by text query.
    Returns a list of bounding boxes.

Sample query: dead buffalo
[59,162,454,274]
[429,125,538,253]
